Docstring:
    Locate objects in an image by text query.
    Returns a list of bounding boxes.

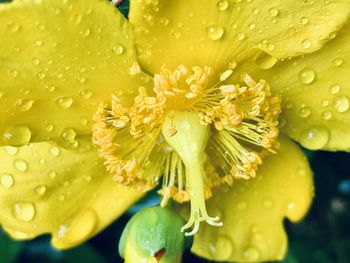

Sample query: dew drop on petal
[298,67,315,84]
[333,57,344,67]
[1,174,14,189]
[298,107,311,118]
[207,25,224,40]
[112,44,124,55]
[16,99,34,112]
[333,95,350,113]
[14,159,28,172]
[50,147,60,157]
[6,146,18,156]
[55,97,74,109]
[79,89,92,99]
[329,84,341,94]
[54,208,98,245]
[302,39,312,49]
[12,202,36,222]
[322,111,332,120]
[60,128,77,142]
[209,235,234,260]
[299,127,330,150]
[35,185,47,196]
[242,246,261,261]
[3,126,32,146]
[217,0,229,11]
[255,52,278,70]
[269,7,279,17]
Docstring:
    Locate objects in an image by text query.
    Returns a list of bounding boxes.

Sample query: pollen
[92,65,281,235]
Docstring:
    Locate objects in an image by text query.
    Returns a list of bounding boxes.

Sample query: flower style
[0,0,350,262]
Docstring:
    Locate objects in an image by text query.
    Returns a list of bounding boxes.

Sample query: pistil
[161,111,223,236]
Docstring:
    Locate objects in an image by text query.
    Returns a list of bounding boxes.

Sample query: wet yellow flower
[1,0,350,261]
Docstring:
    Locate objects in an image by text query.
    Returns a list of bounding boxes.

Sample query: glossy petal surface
[0,0,151,146]
[248,22,350,151]
[191,136,314,262]
[0,139,143,249]
[129,0,350,74]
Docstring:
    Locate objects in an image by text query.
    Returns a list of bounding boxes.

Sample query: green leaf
[0,230,24,263]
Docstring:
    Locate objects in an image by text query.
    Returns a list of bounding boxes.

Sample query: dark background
[1,0,350,262]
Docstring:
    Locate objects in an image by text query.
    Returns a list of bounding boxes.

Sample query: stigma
[92,65,281,235]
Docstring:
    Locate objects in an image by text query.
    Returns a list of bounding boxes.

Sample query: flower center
[92,65,281,235]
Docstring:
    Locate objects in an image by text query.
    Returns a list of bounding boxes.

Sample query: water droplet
[48,171,57,178]
[243,246,261,261]
[79,89,92,99]
[248,23,256,30]
[236,32,245,41]
[8,22,21,32]
[322,111,332,120]
[4,126,32,146]
[55,97,73,109]
[15,99,34,111]
[35,185,47,196]
[217,0,229,11]
[333,95,349,113]
[298,107,311,118]
[6,146,18,156]
[36,72,46,80]
[301,17,309,25]
[269,7,279,17]
[321,99,330,107]
[1,174,14,189]
[333,57,344,67]
[329,84,341,94]
[255,52,278,70]
[80,118,88,126]
[207,25,224,40]
[54,208,97,245]
[302,39,312,49]
[46,124,54,132]
[209,235,234,260]
[12,202,35,222]
[32,58,40,65]
[228,60,237,70]
[9,70,18,78]
[14,159,28,172]
[80,28,91,37]
[298,67,315,85]
[300,127,330,150]
[112,44,124,55]
[61,128,76,142]
[50,147,60,157]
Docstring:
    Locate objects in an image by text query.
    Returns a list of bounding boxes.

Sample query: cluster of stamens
[92,64,281,235]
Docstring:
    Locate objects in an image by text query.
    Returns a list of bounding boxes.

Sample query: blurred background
[1,0,350,262]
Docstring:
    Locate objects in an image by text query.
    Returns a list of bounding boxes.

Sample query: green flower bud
[119,206,193,263]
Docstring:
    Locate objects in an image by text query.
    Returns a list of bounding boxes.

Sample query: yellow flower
[0,0,350,262]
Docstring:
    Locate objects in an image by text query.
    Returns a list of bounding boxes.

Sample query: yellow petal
[0,0,151,146]
[191,135,314,262]
[0,138,144,249]
[129,0,350,74]
[247,22,350,151]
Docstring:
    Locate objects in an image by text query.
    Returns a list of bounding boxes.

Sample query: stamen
[92,64,281,236]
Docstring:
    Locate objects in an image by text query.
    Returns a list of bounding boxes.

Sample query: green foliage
[0,231,23,263]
